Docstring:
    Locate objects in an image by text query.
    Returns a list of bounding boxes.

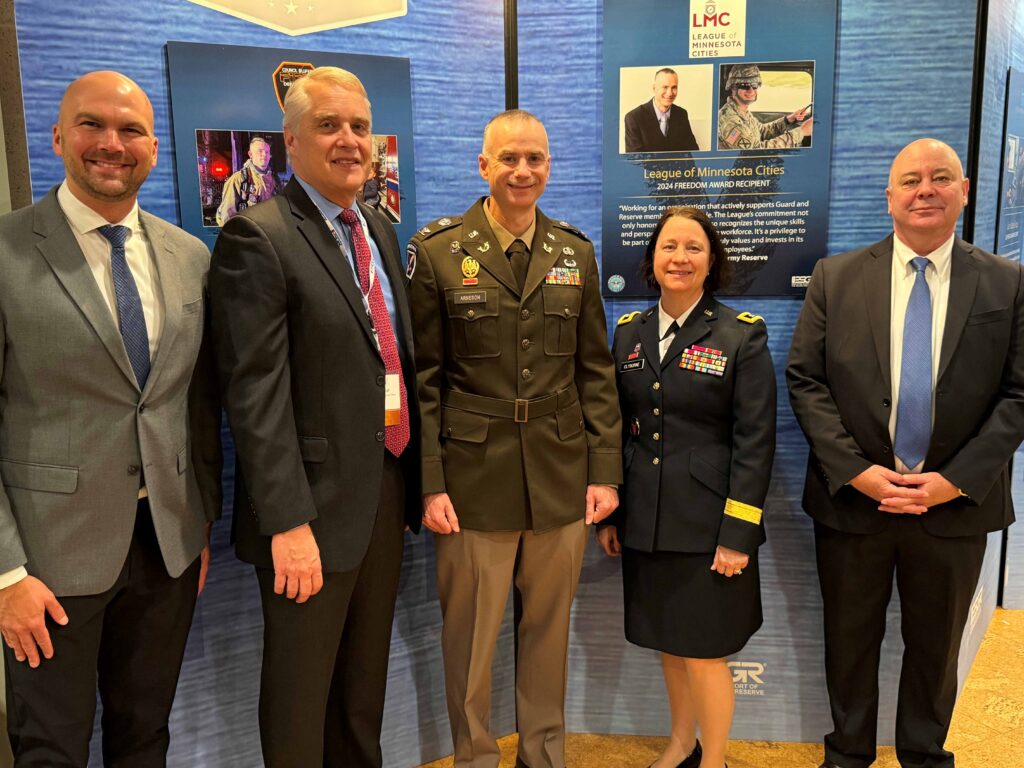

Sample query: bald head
[885,138,969,254]
[887,138,964,188]
[58,71,154,129]
[53,71,158,221]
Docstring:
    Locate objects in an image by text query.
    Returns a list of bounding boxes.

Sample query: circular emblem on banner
[607,274,626,293]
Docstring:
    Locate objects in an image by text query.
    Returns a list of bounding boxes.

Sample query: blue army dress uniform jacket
[408,198,622,532]
[611,294,776,555]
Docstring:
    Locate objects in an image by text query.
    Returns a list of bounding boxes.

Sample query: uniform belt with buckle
[442,388,575,423]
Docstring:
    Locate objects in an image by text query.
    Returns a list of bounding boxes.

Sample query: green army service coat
[407,198,622,532]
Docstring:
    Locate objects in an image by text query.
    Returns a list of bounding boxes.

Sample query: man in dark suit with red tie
[209,67,420,768]
[787,138,1024,768]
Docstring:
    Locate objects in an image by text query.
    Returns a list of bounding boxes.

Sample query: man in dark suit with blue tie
[787,138,1024,768]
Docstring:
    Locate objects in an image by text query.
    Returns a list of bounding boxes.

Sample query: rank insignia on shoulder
[736,312,764,324]
[618,311,641,326]
[553,220,590,241]
[418,216,461,238]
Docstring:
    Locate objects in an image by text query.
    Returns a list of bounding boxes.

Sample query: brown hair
[639,206,732,292]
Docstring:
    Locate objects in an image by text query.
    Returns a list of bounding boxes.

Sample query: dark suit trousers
[814,518,986,768]
[256,454,405,768]
[3,499,200,768]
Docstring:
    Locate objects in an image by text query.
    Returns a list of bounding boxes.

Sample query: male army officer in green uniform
[408,110,622,768]
[717,64,813,150]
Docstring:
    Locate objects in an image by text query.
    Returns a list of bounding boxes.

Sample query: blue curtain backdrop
[8,0,1013,763]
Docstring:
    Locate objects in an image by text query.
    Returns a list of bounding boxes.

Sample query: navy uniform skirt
[621,545,762,659]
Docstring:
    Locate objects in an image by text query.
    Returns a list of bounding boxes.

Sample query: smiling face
[479,116,550,221]
[653,214,711,305]
[886,138,969,253]
[284,81,372,208]
[52,71,158,220]
[652,71,679,112]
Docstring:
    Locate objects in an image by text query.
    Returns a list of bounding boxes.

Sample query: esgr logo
[791,275,811,288]
[728,660,766,696]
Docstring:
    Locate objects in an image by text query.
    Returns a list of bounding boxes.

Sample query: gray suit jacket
[0,187,222,596]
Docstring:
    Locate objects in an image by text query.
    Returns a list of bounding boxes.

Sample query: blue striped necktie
[894,256,932,469]
[98,224,150,390]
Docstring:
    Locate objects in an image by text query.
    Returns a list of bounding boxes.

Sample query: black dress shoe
[679,738,702,768]
[819,761,842,768]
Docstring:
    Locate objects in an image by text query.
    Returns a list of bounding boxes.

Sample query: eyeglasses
[735,83,760,90]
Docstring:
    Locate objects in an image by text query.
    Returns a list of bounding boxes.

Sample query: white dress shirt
[658,293,703,362]
[0,184,163,591]
[888,232,954,473]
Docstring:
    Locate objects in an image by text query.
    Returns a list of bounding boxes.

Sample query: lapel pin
[543,242,553,253]
[467,229,479,239]
[547,232,556,241]
[477,241,491,253]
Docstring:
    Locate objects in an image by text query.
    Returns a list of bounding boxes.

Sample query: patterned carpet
[420,609,1024,767]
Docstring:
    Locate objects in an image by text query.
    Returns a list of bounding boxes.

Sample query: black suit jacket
[210,178,421,572]
[786,235,1024,537]
[624,100,699,153]
[610,295,776,555]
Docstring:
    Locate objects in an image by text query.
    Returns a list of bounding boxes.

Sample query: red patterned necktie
[339,208,409,456]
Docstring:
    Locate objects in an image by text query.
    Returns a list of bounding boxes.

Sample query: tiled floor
[420,609,1024,767]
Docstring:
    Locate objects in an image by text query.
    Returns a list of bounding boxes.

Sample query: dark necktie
[98,225,150,390]
[660,320,679,362]
[507,238,529,291]
[339,209,409,457]
[894,256,932,469]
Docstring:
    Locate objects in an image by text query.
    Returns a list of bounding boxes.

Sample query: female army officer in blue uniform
[598,207,776,768]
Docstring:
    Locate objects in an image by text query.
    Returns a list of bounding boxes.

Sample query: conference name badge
[680,345,727,377]
[544,266,582,286]
[385,373,401,426]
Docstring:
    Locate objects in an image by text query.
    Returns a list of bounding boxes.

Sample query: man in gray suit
[0,71,221,766]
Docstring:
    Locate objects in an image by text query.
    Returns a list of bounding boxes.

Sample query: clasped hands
[850,464,961,514]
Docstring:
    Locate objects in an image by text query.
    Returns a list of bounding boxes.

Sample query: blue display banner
[166,41,416,253]
[996,67,1024,261]
[601,0,837,297]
